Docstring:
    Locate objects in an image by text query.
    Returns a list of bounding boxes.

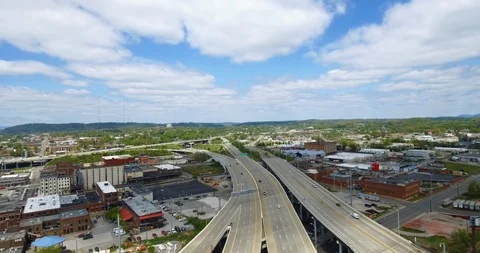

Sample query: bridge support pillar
[338,241,343,253]
[16,162,18,169]
[321,223,324,243]
[313,217,317,251]
[300,204,303,220]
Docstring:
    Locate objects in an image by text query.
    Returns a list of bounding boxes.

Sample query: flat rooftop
[367,177,418,185]
[60,194,87,208]
[325,152,374,160]
[0,173,30,179]
[129,184,152,194]
[96,181,117,193]
[20,214,60,226]
[123,196,162,217]
[103,155,132,160]
[60,208,89,219]
[85,191,101,203]
[23,194,60,214]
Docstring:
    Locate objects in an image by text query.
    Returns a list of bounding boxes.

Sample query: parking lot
[63,195,227,252]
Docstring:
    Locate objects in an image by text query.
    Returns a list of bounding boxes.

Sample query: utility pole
[313,217,317,251]
[117,214,121,253]
[397,209,400,234]
[430,174,433,212]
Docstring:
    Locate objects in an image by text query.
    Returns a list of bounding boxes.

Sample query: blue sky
[0,0,479,126]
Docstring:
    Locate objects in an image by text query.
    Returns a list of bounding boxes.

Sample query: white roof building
[23,194,60,214]
[96,181,117,193]
[155,164,180,170]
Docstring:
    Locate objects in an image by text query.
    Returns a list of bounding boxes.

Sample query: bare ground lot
[403,212,467,237]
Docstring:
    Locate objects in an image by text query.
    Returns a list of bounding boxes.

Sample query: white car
[351,213,360,219]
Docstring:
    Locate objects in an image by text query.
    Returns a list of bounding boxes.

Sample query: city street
[377,175,480,229]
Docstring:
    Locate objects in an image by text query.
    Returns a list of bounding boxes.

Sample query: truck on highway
[464,200,471,209]
[458,200,466,209]
[476,202,480,211]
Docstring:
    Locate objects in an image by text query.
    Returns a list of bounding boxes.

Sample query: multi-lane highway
[263,157,425,253]
[225,144,316,253]
[180,153,262,253]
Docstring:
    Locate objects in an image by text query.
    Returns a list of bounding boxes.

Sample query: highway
[225,144,316,253]
[378,174,480,229]
[263,157,426,253]
[180,153,262,253]
[1,138,214,164]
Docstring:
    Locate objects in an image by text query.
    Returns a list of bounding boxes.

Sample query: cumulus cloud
[62,80,89,87]
[313,0,480,68]
[63,88,90,95]
[0,59,69,79]
[0,0,129,63]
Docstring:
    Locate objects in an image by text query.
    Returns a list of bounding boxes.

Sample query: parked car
[152,233,157,238]
[83,234,93,240]
[88,249,93,253]
[94,247,99,252]
[137,236,142,241]
[161,230,168,236]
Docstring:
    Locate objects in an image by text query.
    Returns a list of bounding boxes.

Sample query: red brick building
[103,155,135,166]
[304,141,337,154]
[0,205,22,230]
[362,177,420,199]
[96,181,119,209]
[121,196,164,231]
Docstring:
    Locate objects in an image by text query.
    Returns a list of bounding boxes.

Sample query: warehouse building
[0,173,30,188]
[79,165,125,190]
[325,152,374,163]
[304,140,337,154]
[362,177,420,199]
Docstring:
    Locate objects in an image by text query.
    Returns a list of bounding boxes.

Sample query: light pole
[439,242,446,253]
[430,174,433,212]
[336,240,342,253]
[397,209,400,234]
[312,216,317,251]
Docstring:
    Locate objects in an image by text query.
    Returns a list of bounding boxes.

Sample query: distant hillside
[457,113,480,118]
[1,122,159,135]
[0,122,228,135]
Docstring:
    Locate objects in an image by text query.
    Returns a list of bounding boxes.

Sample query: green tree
[468,181,480,198]
[147,246,155,253]
[448,229,472,253]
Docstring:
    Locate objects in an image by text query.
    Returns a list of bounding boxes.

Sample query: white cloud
[315,0,480,68]
[77,0,334,63]
[0,59,69,79]
[0,0,129,63]
[63,88,90,95]
[62,80,89,87]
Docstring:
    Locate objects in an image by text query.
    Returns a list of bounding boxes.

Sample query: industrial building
[0,173,30,188]
[434,147,468,154]
[121,196,164,231]
[22,194,61,219]
[362,177,420,199]
[452,153,480,164]
[304,140,337,154]
[359,149,390,155]
[324,152,374,163]
[402,149,434,160]
[79,165,125,190]
[123,164,182,184]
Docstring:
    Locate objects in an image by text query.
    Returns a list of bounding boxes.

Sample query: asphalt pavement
[377,174,480,229]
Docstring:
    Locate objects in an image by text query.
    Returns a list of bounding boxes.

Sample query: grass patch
[402,235,447,253]
[158,143,182,149]
[407,195,424,202]
[143,217,210,246]
[182,162,225,177]
[400,227,425,233]
[194,144,224,153]
[442,160,480,175]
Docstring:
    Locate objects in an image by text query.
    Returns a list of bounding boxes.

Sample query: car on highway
[263,191,266,195]
[312,184,316,188]
[241,173,243,175]
[277,204,281,209]
[336,203,341,207]
[351,213,360,219]
[258,180,262,183]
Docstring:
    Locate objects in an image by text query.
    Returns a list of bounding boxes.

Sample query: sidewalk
[393,229,432,238]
